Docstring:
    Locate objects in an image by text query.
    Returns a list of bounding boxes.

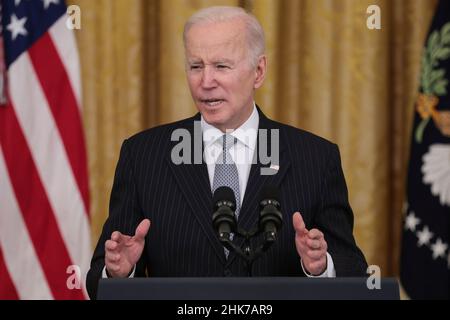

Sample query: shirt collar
[201,103,259,151]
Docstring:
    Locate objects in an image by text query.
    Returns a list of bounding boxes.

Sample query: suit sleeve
[314,143,368,276]
[86,139,148,299]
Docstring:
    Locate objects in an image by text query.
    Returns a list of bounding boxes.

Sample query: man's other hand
[104,219,151,278]
[293,212,327,276]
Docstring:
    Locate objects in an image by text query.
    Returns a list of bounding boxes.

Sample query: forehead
[185,20,247,59]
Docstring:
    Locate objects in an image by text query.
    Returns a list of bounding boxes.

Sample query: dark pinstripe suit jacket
[86,108,367,299]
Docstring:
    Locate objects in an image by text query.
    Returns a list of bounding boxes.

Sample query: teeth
[203,100,223,106]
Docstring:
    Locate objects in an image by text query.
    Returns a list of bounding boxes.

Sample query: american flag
[0,0,91,299]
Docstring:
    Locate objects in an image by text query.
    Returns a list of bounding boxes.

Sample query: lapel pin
[269,164,280,171]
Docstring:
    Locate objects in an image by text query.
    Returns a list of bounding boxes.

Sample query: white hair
[183,6,265,68]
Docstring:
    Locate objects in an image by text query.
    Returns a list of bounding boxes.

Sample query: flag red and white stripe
[0,1,91,300]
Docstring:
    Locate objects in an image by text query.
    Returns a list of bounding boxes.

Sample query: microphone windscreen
[213,186,236,207]
[260,186,279,202]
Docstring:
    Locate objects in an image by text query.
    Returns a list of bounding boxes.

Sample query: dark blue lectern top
[97,277,399,300]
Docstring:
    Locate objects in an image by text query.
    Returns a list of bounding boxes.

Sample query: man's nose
[201,66,217,89]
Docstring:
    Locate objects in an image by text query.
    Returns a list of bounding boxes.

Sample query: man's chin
[202,114,230,131]
[203,116,225,126]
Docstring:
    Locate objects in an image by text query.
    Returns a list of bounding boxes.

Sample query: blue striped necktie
[212,134,240,257]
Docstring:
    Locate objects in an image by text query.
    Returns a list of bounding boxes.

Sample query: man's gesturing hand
[104,219,151,278]
[293,212,327,276]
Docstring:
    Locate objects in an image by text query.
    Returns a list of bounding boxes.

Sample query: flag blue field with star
[400,0,450,300]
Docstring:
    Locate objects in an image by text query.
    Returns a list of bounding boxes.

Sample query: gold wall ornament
[433,110,450,137]
[415,94,450,138]
[416,93,438,119]
[415,21,450,143]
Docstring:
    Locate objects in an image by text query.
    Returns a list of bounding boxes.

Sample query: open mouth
[200,99,225,107]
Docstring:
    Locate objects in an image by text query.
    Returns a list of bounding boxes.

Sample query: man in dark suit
[86,6,367,299]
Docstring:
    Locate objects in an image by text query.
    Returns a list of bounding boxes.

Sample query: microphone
[212,186,237,241]
[259,186,282,243]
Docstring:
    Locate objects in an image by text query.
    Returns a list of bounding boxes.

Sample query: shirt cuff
[102,265,136,278]
[301,252,336,278]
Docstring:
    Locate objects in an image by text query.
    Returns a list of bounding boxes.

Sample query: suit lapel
[165,115,227,264]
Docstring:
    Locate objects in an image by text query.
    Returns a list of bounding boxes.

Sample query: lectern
[97,277,399,300]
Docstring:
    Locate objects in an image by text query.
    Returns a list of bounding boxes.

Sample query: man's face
[185,19,266,132]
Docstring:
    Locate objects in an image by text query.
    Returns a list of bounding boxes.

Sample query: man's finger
[107,253,120,262]
[134,219,151,242]
[111,231,123,242]
[307,249,325,260]
[292,212,308,236]
[306,238,322,250]
[105,240,118,251]
[308,228,324,240]
[105,252,118,264]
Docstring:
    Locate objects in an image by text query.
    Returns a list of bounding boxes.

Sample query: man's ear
[254,55,267,89]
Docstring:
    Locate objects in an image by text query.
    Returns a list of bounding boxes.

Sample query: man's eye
[190,65,202,70]
[217,65,229,69]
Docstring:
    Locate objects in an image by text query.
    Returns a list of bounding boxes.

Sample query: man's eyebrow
[215,59,234,64]
[187,59,203,64]
[187,59,235,65]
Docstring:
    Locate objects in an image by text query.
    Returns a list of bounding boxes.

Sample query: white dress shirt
[201,104,259,202]
[103,103,335,278]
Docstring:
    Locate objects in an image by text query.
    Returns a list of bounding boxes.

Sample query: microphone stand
[214,190,282,277]
[218,226,278,277]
